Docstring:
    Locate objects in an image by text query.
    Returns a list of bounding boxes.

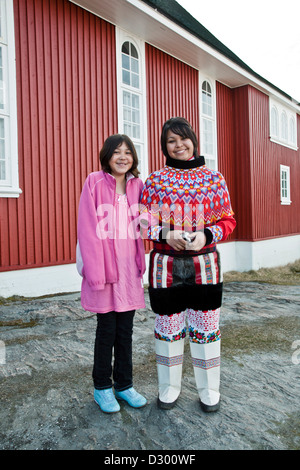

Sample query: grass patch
[223,259,300,286]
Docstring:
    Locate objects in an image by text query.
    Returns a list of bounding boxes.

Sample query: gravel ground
[0,281,299,451]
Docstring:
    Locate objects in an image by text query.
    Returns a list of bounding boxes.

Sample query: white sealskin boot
[155,338,184,409]
[190,340,221,412]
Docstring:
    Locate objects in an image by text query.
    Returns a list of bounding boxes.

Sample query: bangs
[168,122,193,140]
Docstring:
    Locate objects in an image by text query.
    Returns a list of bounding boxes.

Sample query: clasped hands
[166,230,206,252]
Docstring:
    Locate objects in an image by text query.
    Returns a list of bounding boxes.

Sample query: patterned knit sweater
[140,155,236,255]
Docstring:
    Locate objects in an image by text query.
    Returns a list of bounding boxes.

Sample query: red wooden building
[1,0,299,297]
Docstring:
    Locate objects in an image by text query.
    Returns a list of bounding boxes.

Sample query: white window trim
[115,28,148,183]
[269,97,298,151]
[0,0,21,198]
[280,164,291,205]
[199,75,218,170]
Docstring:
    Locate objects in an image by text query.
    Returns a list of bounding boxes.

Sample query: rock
[0,284,299,450]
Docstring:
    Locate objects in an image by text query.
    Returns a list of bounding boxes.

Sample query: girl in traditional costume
[140,117,236,411]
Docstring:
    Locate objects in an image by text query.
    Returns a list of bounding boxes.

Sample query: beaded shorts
[148,249,223,315]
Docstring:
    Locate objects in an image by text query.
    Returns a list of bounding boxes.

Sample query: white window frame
[269,97,298,151]
[280,164,291,205]
[199,75,218,170]
[0,0,21,198]
[116,28,148,182]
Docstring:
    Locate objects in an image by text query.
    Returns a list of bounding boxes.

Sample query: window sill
[0,187,22,198]
[270,137,298,151]
[280,200,291,205]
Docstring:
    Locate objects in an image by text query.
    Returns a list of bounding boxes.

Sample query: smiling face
[166,130,194,161]
[108,142,133,179]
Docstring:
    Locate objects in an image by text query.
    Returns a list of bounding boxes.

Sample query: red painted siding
[216,82,300,241]
[0,0,118,272]
[215,81,237,241]
[249,86,300,240]
[145,44,199,173]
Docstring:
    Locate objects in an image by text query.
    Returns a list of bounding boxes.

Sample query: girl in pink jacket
[77,134,147,413]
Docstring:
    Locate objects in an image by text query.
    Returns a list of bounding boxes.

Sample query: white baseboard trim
[218,234,300,272]
[0,264,82,299]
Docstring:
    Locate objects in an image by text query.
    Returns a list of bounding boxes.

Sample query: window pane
[202,94,212,116]
[281,112,288,140]
[0,116,4,138]
[0,0,7,42]
[132,94,139,109]
[0,139,4,159]
[0,47,3,110]
[205,158,216,170]
[202,81,212,116]
[135,143,141,167]
[203,119,213,155]
[271,107,278,136]
[202,81,211,94]
[131,73,139,89]
[122,90,141,139]
[131,57,139,74]
[130,43,138,59]
[132,109,140,124]
[124,123,131,135]
[122,69,130,86]
[280,166,290,202]
[123,107,131,122]
[0,160,5,180]
[122,53,130,70]
[123,91,131,107]
[133,124,140,139]
[122,41,130,55]
[289,117,296,143]
[0,118,5,180]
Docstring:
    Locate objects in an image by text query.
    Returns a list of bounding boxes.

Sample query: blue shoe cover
[115,387,147,408]
[94,388,120,413]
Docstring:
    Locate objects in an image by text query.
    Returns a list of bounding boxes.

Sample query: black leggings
[92,310,135,391]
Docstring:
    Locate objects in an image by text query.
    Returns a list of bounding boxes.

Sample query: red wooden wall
[215,81,237,242]
[0,0,118,272]
[216,82,300,241]
[145,44,199,173]
[249,86,300,240]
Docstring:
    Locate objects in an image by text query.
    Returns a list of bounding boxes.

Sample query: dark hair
[161,117,199,158]
[99,134,140,178]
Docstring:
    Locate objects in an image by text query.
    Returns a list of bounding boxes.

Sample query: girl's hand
[186,231,206,251]
[166,230,187,251]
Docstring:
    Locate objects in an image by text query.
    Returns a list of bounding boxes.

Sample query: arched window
[202,81,213,117]
[281,111,288,141]
[289,117,296,144]
[121,41,141,140]
[271,106,278,137]
[269,97,298,150]
[116,31,147,180]
[200,79,216,169]
[121,41,139,89]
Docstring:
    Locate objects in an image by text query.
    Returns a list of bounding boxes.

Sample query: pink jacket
[77,170,146,293]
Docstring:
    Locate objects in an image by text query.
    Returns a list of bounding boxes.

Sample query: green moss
[221,315,300,358]
[0,319,38,328]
